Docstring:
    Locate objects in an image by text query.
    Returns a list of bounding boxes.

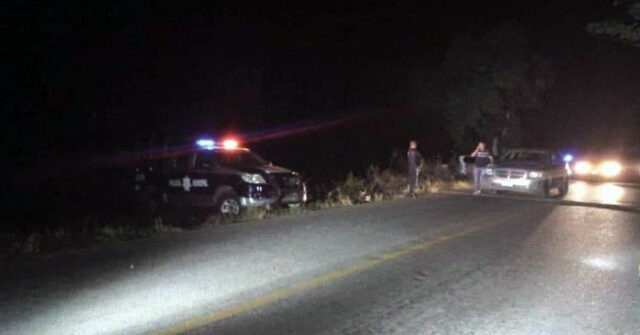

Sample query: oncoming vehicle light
[574,161,592,175]
[196,139,215,150]
[599,161,622,178]
[222,139,239,150]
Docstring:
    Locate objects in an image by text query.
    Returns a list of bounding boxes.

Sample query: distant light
[599,161,622,178]
[574,161,592,175]
[196,139,215,150]
[222,139,239,150]
[563,154,573,162]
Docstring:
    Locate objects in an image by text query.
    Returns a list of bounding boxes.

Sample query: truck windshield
[213,150,268,167]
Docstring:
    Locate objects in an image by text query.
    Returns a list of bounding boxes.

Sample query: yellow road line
[158,216,513,335]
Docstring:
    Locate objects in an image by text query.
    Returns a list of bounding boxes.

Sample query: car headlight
[241,173,267,184]
[574,161,592,175]
[528,171,543,178]
[599,161,622,177]
[484,168,494,176]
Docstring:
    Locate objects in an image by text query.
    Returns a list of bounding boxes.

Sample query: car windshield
[501,151,550,163]
[213,150,268,167]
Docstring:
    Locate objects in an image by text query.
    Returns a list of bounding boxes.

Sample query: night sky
[5,0,640,181]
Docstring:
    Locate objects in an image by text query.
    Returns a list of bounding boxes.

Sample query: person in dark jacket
[470,141,493,194]
[407,140,424,197]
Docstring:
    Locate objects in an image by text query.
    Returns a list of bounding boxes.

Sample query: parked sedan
[481,149,569,198]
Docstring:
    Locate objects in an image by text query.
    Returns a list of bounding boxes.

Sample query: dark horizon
[5,0,640,179]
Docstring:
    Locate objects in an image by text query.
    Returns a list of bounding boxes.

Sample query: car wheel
[538,180,551,198]
[215,188,241,216]
[558,178,569,197]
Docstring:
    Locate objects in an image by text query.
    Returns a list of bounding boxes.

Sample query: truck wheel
[214,188,241,216]
[139,187,161,215]
[146,197,160,214]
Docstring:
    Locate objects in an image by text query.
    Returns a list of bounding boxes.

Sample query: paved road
[1,183,639,335]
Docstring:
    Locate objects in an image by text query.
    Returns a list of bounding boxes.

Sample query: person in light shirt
[470,141,493,195]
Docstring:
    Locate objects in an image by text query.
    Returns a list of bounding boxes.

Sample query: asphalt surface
[1,182,639,335]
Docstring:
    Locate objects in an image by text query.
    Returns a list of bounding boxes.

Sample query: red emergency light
[222,139,239,150]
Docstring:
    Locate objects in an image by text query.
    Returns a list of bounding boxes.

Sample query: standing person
[470,141,493,195]
[407,140,424,198]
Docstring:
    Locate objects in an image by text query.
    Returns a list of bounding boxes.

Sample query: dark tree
[587,1,640,47]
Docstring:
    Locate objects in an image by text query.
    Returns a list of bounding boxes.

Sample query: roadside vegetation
[1,162,470,260]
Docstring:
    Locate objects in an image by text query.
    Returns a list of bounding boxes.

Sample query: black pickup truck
[134,140,306,215]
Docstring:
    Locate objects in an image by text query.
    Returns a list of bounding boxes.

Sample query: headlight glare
[484,168,494,176]
[599,161,622,177]
[574,161,592,175]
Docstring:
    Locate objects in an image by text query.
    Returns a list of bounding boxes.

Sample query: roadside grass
[96,220,183,243]
[1,163,470,259]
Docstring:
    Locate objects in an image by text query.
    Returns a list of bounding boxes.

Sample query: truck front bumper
[239,183,307,208]
[239,196,276,207]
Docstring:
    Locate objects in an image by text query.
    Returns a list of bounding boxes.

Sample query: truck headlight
[484,168,494,176]
[290,176,302,186]
[241,173,267,184]
[528,171,543,178]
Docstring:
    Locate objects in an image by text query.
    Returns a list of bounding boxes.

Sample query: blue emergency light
[196,139,215,150]
[563,154,573,163]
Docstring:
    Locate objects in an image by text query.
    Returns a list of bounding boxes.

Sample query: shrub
[319,161,467,208]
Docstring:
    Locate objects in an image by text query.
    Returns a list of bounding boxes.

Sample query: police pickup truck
[134,138,306,215]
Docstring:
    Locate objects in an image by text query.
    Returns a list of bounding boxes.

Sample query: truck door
[188,151,220,206]
[164,152,196,206]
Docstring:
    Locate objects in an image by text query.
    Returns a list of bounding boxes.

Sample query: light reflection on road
[570,181,588,201]
[581,256,619,271]
[596,184,625,203]
[566,181,639,207]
